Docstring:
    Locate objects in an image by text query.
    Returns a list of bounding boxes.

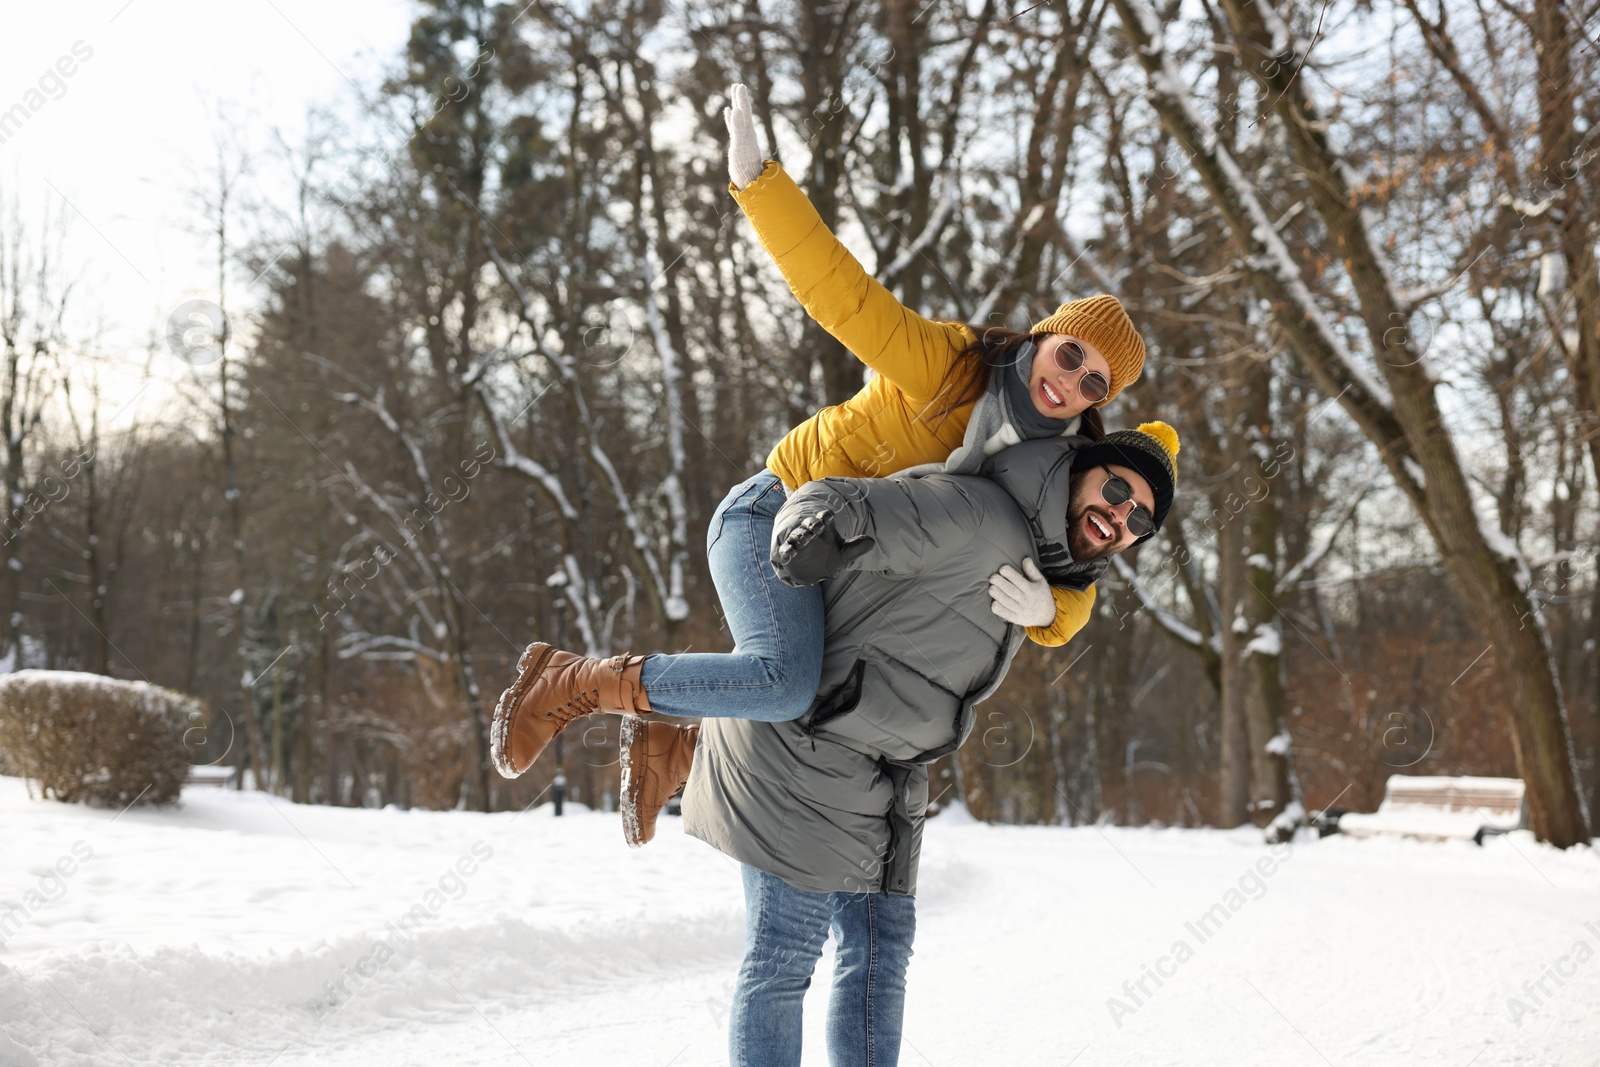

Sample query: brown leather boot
[490,642,652,779]
[619,717,699,848]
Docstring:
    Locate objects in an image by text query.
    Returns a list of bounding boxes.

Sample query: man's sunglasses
[1050,338,1110,405]
[1100,466,1155,538]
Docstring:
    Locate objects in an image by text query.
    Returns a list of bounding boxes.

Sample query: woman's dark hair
[926,325,1106,440]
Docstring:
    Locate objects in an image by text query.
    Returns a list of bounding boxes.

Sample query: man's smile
[1084,507,1117,545]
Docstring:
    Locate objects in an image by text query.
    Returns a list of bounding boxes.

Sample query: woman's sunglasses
[1100,466,1155,538]
[1051,338,1110,404]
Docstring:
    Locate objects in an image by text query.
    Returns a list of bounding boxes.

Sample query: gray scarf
[939,346,1079,475]
[895,350,1108,595]
[1003,342,1068,439]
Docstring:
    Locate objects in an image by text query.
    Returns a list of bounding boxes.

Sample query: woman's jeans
[640,471,824,721]
[730,865,916,1067]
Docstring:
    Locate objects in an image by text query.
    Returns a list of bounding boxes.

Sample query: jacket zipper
[801,659,866,751]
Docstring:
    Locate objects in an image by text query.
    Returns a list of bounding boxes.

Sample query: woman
[489,84,1147,844]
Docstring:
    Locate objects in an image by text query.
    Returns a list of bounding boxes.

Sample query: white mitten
[988,558,1056,628]
[724,83,765,189]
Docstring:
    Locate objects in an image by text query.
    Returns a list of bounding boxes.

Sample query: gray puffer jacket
[681,435,1101,896]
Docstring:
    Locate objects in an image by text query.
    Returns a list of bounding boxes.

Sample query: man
[625,421,1180,1067]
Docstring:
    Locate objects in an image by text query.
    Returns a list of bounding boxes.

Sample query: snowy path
[1,775,1596,1066]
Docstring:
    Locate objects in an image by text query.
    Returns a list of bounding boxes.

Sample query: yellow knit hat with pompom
[1137,420,1180,480]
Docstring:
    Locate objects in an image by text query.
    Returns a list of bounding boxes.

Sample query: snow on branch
[877,174,961,288]
[337,461,433,568]
[971,203,1052,325]
[335,632,448,662]
[465,185,683,629]
[1112,554,1209,650]
[1243,623,1282,658]
[1275,476,1370,594]
[638,246,691,622]
[1132,3,1366,406]
[1112,0,1424,507]
[586,437,674,615]
[471,379,579,522]
[474,224,576,385]
[562,554,599,656]
[353,386,437,500]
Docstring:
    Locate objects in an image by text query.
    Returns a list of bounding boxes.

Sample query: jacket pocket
[799,659,866,750]
[811,655,964,762]
[706,472,783,555]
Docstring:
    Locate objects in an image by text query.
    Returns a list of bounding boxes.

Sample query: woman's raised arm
[724,85,972,405]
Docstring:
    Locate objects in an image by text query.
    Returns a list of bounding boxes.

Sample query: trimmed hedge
[0,670,203,806]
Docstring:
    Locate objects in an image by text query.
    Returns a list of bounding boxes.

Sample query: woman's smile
[1038,377,1070,410]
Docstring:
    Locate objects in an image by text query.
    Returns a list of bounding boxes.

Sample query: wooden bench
[1336,775,1525,845]
[184,764,239,788]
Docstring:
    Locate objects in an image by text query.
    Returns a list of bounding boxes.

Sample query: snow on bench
[185,765,239,788]
[1337,775,1525,845]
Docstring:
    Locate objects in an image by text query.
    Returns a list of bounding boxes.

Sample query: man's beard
[1065,481,1123,563]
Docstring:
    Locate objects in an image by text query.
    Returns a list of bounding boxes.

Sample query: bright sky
[0,0,414,422]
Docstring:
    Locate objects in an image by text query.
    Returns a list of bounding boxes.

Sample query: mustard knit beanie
[1030,294,1146,406]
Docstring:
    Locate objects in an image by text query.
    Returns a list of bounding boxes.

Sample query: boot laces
[550,687,601,726]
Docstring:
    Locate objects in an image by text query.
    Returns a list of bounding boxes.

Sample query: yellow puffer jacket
[733,160,1094,647]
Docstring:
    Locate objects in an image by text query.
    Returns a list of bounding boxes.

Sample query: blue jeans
[641,471,824,721]
[730,865,916,1067]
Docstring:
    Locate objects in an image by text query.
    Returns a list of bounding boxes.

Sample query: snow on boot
[619,717,699,848]
[490,642,651,779]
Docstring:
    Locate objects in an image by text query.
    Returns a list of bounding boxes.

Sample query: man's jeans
[729,865,916,1067]
[641,470,824,721]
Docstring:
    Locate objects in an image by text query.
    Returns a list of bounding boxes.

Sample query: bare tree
[0,190,67,670]
[1106,0,1590,844]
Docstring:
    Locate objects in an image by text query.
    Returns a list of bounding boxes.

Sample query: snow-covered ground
[1,775,1596,1066]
